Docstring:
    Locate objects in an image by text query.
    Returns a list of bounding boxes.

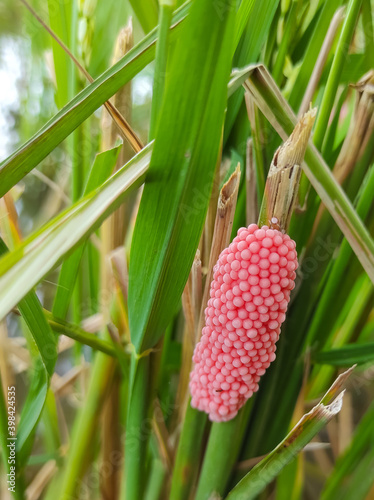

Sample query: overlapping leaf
[0,144,152,322]
[128,0,236,354]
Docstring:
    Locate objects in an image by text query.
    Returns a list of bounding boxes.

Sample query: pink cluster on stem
[189,224,298,422]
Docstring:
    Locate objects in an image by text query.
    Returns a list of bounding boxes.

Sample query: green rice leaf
[0,144,152,322]
[225,0,279,139]
[128,0,158,33]
[321,400,374,500]
[128,0,236,354]
[0,4,189,197]
[52,145,122,319]
[314,343,374,366]
[0,239,57,465]
[226,368,352,500]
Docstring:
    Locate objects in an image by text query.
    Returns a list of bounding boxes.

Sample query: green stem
[288,0,342,111]
[238,65,374,281]
[312,0,363,151]
[272,0,298,85]
[305,163,374,348]
[123,354,150,500]
[195,401,253,500]
[169,404,207,500]
[44,310,125,359]
[149,2,174,140]
[321,400,374,499]
[308,274,373,398]
[226,395,341,500]
[59,350,116,499]
[144,459,166,500]
[298,0,363,207]
[246,98,266,204]
[362,0,374,67]
[41,389,61,456]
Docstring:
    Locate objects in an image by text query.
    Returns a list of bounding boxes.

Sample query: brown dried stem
[311,72,374,237]
[246,138,258,224]
[333,70,374,184]
[203,133,223,267]
[174,167,241,428]
[181,274,195,346]
[258,107,317,232]
[197,165,241,340]
[191,250,202,341]
[100,23,134,500]
[25,460,58,500]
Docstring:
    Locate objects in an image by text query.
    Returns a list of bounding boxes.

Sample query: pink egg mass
[189,224,298,422]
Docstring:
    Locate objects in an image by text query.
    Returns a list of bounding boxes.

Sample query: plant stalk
[194,109,316,500]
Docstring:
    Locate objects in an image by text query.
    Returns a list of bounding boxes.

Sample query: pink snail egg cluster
[189,224,298,422]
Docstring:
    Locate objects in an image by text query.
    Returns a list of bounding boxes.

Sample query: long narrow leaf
[128,2,236,354]
[52,145,121,319]
[0,144,152,322]
[0,0,249,198]
[0,64,258,326]
[0,5,188,196]
[125,2,236,497]
[314,343,374,366]
[226,368,353,500]
[0,239,57,465]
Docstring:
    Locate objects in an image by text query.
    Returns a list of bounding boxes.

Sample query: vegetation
[0,0,373,499]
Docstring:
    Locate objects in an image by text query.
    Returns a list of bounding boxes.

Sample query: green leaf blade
[52,145,122,319]
[128,0,236,354]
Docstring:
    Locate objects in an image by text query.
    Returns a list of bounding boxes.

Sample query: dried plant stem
[258,108,317,232]
[175,261,200,427]
[0,321,14,396]
[170,166,241,500]
[152,399,173,472]
[203,137,223,267]
[191,250,202,339]
[178,252,208,427]
[25,460,57,500]
[101,375,122,500]
[197,165,241,339]
[333,71,374,184]
[299,8,345,117]
[311,72,374,238]
[101,21,134,320]
[181,275,195,344]
[338,391,353,453]
[51,365,88,396]
[100,24,133,500]
[195,110,316,500]
[173,251,203,429]
[246,138,258,224]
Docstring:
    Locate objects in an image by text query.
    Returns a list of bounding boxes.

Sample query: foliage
[0,0,373,499]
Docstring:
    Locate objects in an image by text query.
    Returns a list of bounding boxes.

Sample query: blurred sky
[0,37,23,161]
